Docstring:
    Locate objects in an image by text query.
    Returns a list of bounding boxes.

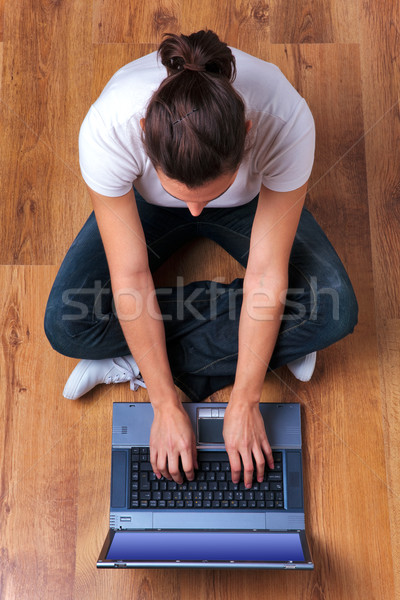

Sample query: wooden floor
[0,1,399,599]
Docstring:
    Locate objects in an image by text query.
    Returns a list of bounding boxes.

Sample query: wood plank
[93,0,270,53]
[378,320,400,600]
[359,4,400,595]
[270,0,360,43]
[0,266,83,599]
[0,0,4,40]
[0,0,93,265]
[359,1,400,319]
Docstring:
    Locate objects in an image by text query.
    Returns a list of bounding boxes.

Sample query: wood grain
[0,267,82,599]
[270,0,360,43]
[0,0,93,265]
[359,0,400,319]
[93,0,271,53]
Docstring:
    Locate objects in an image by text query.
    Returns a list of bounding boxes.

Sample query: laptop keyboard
[130,448,284,510]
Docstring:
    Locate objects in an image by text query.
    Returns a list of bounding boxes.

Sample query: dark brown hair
[141,30,247,188]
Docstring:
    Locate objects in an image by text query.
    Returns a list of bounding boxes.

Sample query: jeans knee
[44,306,69,356]
[315,269,358,342]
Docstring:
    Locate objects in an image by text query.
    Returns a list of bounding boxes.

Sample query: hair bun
[183,63,206,72]
[159,30,236,81]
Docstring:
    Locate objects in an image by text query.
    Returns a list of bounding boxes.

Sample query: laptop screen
[105,531,305,563]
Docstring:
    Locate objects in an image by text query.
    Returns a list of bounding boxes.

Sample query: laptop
[97,402,314,569]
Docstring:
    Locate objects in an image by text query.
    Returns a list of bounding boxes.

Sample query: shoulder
[88,51,167,130]
[230,47,309,124]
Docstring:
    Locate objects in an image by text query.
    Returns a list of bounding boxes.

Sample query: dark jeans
[44,190,358,401]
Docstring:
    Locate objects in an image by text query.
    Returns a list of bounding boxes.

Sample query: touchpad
[198,418,224,444]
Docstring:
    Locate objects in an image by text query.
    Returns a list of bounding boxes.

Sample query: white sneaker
[287,351,317,382]
[63,355,146,400]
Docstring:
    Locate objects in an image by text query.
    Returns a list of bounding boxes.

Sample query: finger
[150,446,161,479]
[252,447,266,483]
[167,453,183,485]
[193,439,198,471]
[262,438,274,470]
[241,451,255,488]
[227,449,242,484]
[180,448,195,481]
[156,453,171,481]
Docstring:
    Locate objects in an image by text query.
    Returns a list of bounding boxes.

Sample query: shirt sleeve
[78,105,140,197]
[260,99,315,192]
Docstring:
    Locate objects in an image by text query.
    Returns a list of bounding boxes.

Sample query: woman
[44,30,358,489]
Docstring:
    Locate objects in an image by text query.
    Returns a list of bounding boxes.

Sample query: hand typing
[223,393,274,488]
[150,401,198,484]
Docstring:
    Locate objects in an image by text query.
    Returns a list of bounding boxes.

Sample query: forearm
[233,273,287,400]
[112,270,180,409]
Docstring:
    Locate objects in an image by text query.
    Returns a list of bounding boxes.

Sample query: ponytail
[142,30,247,188]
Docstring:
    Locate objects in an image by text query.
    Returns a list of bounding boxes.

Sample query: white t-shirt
[79,47,315,208]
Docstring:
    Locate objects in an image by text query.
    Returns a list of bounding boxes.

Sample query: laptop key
[270,482,283,491]
[212,501,220,508]
[268,473,282,481]
[140,462,153,471]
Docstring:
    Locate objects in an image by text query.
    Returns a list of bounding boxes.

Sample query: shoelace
[104,357,147,391]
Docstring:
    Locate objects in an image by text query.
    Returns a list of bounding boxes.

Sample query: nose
[187,203,206,217]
